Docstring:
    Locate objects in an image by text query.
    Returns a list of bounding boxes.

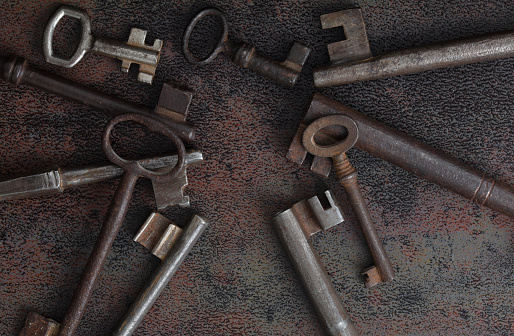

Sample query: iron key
[314,8,514,87]
[182,8,311,88]
[43,6,162,84]
[57,113,185,336]
[302,115,395,287]
[0,55,195,141]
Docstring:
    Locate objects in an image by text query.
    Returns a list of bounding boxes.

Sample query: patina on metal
[302,115,395,287]
[113,213,209,336]
[287,93,514,218]
[313,8,514,87]
[43,6,162,84]
[0,150,202,208]
[19,312,59,336]
[182,8,311,88]
[273,190,358,336]
[0,55,196,142]
[56,113,186,336]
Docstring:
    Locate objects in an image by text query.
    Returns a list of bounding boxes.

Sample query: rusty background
[0,0,513,335]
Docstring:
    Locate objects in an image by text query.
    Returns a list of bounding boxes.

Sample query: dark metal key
[57,113,185,336]
[0,55,195,141]
[314,8,514,87]
[182,8,311,88]
[302,115,395,287]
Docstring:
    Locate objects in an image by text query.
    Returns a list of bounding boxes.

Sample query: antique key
[0,55,195,141]
[288,93,514,219]
[273,191,358,336]
[314,8,514,87]
[113,213,208,336]
[57,113,185,336]
[182,8,311,87]
[0,150,202,208]
[302,115,395,287]
[43,6,162,84]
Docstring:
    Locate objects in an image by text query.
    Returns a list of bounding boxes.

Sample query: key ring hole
[302,115,359,157]
[102,113,186,181]
[43,6,93,67]
[183,8,229,65]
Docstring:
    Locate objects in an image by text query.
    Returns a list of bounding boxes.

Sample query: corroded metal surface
[183,8,311,88]
[0,1,513,335]
[314,8,514,87]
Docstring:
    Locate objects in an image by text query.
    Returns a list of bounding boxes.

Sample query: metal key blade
[0,151,202,204]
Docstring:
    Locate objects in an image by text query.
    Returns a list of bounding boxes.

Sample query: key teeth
[20,312,59,336]
[308,190,344,230]
[283,42,311,71]
[321,8,372,65]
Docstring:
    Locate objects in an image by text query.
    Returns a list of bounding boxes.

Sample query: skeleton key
[113,213,208,336]
[288,93,514,219]
[314,8,514,87]
[273,191,358,336]
[43,6,162,84]
[57,113,185,336]
[0,150,202,208]
[0,56,195,141]
[301,115,395,287]
[182,8,311,88]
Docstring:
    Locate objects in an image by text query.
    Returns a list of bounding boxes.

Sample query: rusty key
[0,55,195,142]
[302,115,395,287]
[288,93,514,219]
[57,113,185,336]
[43,6,162,84]
[314,8,514,87]
[182,8,311,87]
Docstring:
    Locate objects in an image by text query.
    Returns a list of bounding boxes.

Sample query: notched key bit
[183,8,311,88]
[314,8,514,87]
[273,191,358,336]
[0,150,203,209]
[43,6,162,84]
[114,213,209,336]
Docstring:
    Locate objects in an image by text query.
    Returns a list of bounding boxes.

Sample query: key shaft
[0,55,195,141]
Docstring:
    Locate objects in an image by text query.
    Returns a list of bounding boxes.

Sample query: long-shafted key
[0,150,202,209]
[182,8,311,88]
[113,213,208,336]
[43,6,162,84]
[301,115,395,287]
[273,191,358,336]
[57,114,185,336]
[287,93,514,219]
[314,8,514,87]
[0,55,195,141]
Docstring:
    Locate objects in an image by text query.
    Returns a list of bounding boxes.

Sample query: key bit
[120,28,163,83]
[301,114,395,287]
[0,150,202,209]
[113,213,209,336]
[183,8,311,88]
[19,312,59,336]
[43,6,162,84]
[0,55,196,141]
[273,191,358,336]
[314,8,514,87]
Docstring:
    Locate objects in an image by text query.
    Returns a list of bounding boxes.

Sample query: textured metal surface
[288,94,514,219]
[43,6,162,84]
[302,115,395,286]
[114,214,208,336]
[314,8,514,87]
[183,8,311,87]
[0,151,201,207]
[0,1,513,335]
[273,191,357,336]
[0,56,195,141]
